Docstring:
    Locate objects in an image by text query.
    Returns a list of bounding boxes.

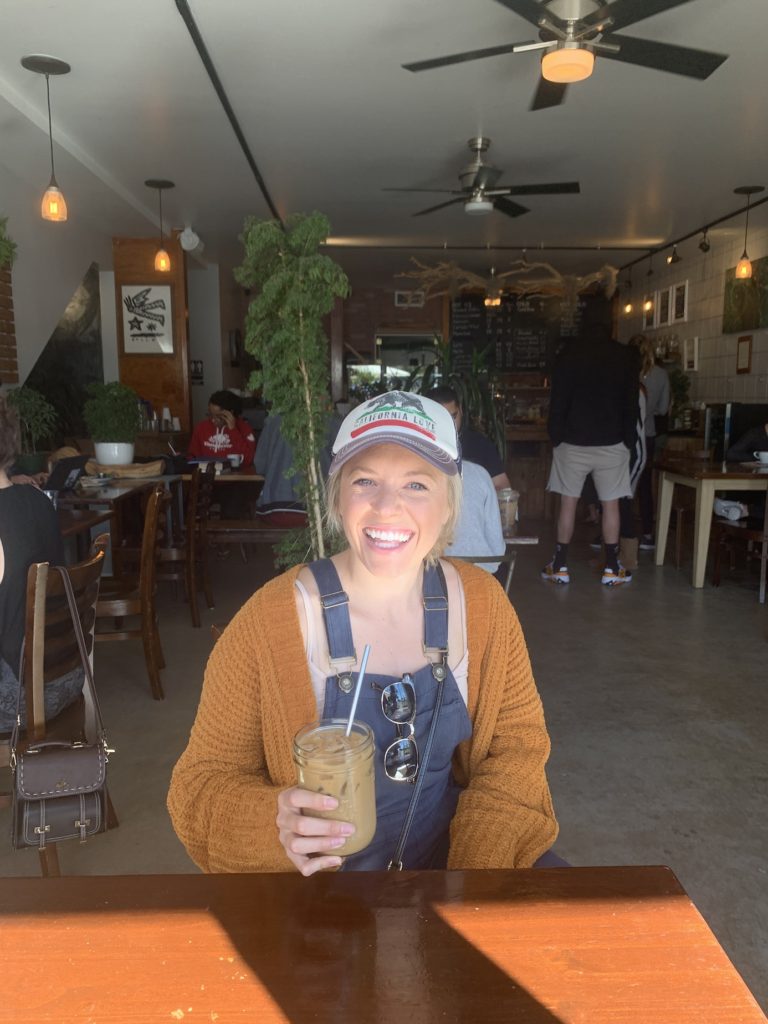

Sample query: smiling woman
[168,392,558,877]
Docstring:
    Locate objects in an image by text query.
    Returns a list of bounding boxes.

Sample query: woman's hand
[219,409,236,430]
[276,787,356,876]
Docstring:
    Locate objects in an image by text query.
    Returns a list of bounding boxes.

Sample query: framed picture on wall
[121,284,174,355]
[683,336,699,372]
[642,294,655,330]
[736,334,752,374]
[672,280,688,322]
[657,287,671,327]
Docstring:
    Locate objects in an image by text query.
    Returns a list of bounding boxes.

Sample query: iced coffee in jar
[293,719,376,856]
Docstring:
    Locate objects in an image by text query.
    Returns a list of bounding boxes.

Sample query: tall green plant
[6,386,58,453]
[235,212,350,562]
[0,216,17,270]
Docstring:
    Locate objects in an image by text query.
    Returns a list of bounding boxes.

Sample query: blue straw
[345,644,371,737]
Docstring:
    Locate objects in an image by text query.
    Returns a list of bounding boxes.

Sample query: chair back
[22,535,108,742]
[139,484,168,609]
[186,463,215,542]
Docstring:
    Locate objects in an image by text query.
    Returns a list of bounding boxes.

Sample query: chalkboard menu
[450,292,608,372]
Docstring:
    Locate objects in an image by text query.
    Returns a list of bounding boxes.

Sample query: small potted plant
[5,386,58,474]
[83,381,141,466]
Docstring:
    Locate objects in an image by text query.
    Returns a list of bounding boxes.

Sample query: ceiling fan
[383,136,580,218]
[402,0,728,111]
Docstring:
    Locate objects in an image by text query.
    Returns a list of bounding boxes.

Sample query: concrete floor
[1,529,765,1011]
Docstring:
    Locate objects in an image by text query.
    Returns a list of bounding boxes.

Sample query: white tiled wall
[618,217,768,406]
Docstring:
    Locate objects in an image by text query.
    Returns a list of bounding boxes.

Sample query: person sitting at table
[425,385,512,491]
[188,390,256,465]
[168,391,558,875]
[444,459,505,575]
[0,397,82,731]
[726,422,768,462]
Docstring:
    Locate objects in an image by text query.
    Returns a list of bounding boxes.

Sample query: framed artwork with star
[121,284,174,355]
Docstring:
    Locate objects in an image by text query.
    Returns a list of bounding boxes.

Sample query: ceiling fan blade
[600,33,728,79]
[582,0,695,34]
[494,196,530,218]
[402,40,532,72]
[493,0,567,32]
[382,188,464,194]
[489,182,580,196]
[413,197,465,217]
[530,77,567,110]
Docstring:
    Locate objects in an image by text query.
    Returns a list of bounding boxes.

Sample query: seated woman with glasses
[168,392,558,875]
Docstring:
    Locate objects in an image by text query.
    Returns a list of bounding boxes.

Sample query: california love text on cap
[330,391,461,476]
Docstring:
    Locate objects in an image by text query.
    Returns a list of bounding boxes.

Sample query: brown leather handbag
[11,567,112,850]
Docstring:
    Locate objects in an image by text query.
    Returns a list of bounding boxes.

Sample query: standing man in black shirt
[425,386,512,491]
[543,331,639,587]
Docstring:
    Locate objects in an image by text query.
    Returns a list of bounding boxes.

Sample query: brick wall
[0,267,18,384]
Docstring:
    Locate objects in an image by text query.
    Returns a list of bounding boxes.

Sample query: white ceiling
[1,0,767,286]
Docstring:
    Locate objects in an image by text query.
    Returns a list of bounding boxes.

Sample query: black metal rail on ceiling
[174,0,283,226]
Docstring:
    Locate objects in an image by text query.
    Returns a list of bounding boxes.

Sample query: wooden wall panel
[112,236,191,430]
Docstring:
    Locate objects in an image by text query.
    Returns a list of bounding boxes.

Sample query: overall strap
[306,560,357,693]
[422,563,449,680]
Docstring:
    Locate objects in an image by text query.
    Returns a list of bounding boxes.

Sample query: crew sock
[604,542,619,572]
[553,542,569,571]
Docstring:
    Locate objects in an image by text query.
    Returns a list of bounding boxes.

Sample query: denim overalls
[307,559,471,870]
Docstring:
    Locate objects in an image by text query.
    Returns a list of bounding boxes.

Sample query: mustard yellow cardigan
[167,560,558,872]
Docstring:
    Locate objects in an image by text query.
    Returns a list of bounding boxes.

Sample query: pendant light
[699,230,711,253]
[21,55,71,222]
[145,179,175,272]
[666,245,681,265]
[733,185,764,280]
[623,267,633,315]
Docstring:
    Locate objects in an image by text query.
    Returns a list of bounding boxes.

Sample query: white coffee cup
[227,453,243,468]
[752,451,768,464]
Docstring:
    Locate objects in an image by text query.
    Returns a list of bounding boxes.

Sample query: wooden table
[180,464,264,483]
[655,456,768,588]
[0,867,763,1023]
[57,508,113,561]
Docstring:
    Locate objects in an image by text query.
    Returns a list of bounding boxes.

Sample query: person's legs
[601,498,620,544]
[543,444,589,583]
[592,444,632,585]
[557,494,579,544]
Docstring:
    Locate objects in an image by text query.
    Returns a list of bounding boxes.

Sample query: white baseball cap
[330,391,461,476]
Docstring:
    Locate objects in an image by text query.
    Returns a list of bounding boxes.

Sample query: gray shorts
[548,442,632,501]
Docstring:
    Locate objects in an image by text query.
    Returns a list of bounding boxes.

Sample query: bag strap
[11,566,108,759]
[55,566,107,744]
[387,662,447,872]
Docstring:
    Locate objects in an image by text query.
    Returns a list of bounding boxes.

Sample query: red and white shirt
[188,417,256,464]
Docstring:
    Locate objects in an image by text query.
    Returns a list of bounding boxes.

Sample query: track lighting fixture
[145,179,175,272]
[21,55,71,222]
[734,185,764,280]
[646,253,654,277]
[699,230,711,253]
[666,245,681,265]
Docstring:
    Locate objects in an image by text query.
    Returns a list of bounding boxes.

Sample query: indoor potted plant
[83,381,141,466]
[6,386,58,474]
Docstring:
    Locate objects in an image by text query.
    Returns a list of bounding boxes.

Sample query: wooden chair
[712,516,768,603]
[95,483,168,700]
[452,531,539,597]
[0,535,116,877]
[156,464,216,627]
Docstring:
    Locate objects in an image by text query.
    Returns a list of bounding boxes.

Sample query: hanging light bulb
[622,267,633,314]
[666,245,681,265]
[145,179,175,273]
[734,185,764,280]
[21,55,71,222]
[646,252,654,277]
[643,297,653,312]
[699,230,711,253]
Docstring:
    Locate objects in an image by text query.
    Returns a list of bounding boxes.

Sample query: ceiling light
[734,185,764,281]
[180,225,204,255]
[643,298,653,312]
[146,178,175,273]
[699,230,711,253]
[623,301,633,314]
[464,195,494,216]
[21,55,71,222]
[541,44,595,84]
[666,245,681,265]
[484,295,502,307]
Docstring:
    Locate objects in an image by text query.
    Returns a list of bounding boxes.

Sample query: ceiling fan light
[736,253,752,280]
[464,197,494,215]
[154,247,172,273]
[42,183,67,222]
[541,46,594,84]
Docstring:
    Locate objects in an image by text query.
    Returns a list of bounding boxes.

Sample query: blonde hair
[628,333,656,378]
[325,454,463,568]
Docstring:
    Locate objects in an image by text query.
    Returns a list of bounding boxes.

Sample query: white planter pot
[94,442,135,466]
